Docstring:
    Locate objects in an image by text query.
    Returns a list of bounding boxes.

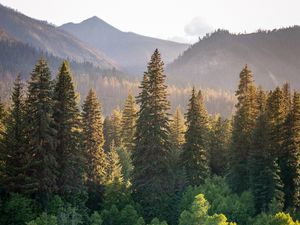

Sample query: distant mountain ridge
[0,4,117,69]
[60,16,189,75]
[167,28,300,90]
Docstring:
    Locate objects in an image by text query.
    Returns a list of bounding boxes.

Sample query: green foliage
[82,89,107,185]
[24,57,57,206]
[179,194,235,225]
[208,115,231,176]
[26,213,58,225]
[117,147,133,185]
[90,212,103,225]
[252,212,300,225]
[170,106,186,151]
[106,141,123,184]
[132,49,174,222]
[228,65,258,193]
[2,75,27,193]
[181,88,209,186]
[121,92,138,152]
[53,60,84,196]
[179,177,255,224]
[283,92,300,211]
[2,193,38,225]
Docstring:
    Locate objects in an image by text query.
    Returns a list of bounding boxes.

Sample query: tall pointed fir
[103,109,123,151]
[121,91,138,152]
[24,58,57,207]
[82,89,107,210]
[208,115,231,177]
[180,88,209,186]
[106,141,123,184]
[228,65,258,193]
[53,61,84,197]
[169,106,186,151]
[132,49,174,222]
[265,88,286,211]
[82,89,107,186]
[283,92,300,211]
[2,75,27,193]
[249,89,284,213]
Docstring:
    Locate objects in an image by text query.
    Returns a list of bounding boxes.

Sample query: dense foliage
[0,50,300,225]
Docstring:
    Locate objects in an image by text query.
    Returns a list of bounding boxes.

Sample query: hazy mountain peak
[0,4,117,69]
[60,18,189,74]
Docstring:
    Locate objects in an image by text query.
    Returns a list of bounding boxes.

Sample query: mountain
[60,16,189,74]
[167,28,300,90]
[0,4,117,69]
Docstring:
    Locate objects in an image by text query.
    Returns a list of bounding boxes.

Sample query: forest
[0,49,300,225]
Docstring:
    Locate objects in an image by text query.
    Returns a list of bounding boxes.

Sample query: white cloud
[184,17,213,37]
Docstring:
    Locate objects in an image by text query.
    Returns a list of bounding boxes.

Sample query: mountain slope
[60,16,189,74]
[167,28,300,90]
[0,4,117,69]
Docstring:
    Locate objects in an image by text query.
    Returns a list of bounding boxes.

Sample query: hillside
[167,28,300,90]
[0,4,117,69]
[60,16,189,74]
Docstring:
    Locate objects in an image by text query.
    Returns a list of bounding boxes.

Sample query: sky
[1,0,300,43]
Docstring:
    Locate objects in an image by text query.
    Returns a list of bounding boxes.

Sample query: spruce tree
[283,92,300,211]
[228,64,258,193]
[110,108,123,147]
[132,49,173,221]
[106,141,123,184]
[24,58,57,206]
[249,89,284,212]
[266,88,286,211]
[121,92,137,152]
[2,75,27,193]
[53,61,84,196]
[208,115,231,177]
[82,89,107,187]
[103,116,113,152]
[169,106,186,151]
[180,88,209,186]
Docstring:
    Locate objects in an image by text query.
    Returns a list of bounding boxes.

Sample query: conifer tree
[121,92,138,152]
[169,106,186,151]
[2,75,27,193]
[283,92,300,211]
[180,88,209,186]
[208,115,231,176]
[106,141,123,184]
[249,89,284,212]
[82,89,107,187]
[53,61,84,196]
[110,108,123,147]
[228,65,258,193]
[132,49,173,221]
[103,116,113,152]
[24,58,57,206]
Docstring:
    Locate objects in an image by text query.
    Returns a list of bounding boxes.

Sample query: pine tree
[121,91,138,152]
[110,108,123,147]
[106,141,123,184]
[283,92,300,211]
[132,49,174,221]
[2,75,27,193]
[249,89,284,212]
[82,89,107,187]
[103,109,123,151]
[208,115,231,177]
[53,61,84,196]
[180,88,210,186]
[24,58,57,206]
[103,116,113,152]
[169,106,186,151]
[228,64,258,193]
